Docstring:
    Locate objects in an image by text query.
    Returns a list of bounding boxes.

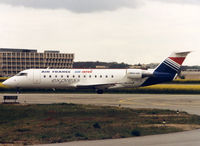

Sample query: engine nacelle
[127,70,142,79]
[142,70,154,78]
[127,69,154,79]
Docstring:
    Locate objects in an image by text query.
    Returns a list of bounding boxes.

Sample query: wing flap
[76,83,116,89]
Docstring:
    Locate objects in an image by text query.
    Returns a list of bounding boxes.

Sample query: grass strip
[0,103,200,145]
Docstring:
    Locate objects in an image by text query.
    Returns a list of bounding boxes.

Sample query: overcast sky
[0,0,199,65]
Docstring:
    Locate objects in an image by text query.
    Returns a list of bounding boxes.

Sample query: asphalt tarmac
[1,93,200,146]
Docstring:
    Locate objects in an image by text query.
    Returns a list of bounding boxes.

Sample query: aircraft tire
[97,89,104,94]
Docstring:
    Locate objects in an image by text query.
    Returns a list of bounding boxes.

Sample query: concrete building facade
[0,48,74,77]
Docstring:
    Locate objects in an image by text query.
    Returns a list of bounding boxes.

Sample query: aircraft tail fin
[141,51,191,86]
[155,51,191,74]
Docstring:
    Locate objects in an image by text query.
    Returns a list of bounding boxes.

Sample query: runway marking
[118,98,148,106]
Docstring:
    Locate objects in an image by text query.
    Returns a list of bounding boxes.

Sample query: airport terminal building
[0,48,74,77]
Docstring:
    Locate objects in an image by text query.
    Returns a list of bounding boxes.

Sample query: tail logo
[163,57,182,72]
[169,57,185,65]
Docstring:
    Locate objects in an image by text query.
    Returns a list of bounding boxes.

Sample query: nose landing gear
[16,87,21,94]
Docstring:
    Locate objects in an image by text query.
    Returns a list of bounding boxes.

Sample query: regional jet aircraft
[3,51,190,94]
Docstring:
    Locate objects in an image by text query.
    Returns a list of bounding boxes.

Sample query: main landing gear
[96,89,104,94]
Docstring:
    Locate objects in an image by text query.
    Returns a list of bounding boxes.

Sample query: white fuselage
[3,68,152,89]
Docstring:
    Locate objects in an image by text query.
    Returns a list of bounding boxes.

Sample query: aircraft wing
[76,83,116,89]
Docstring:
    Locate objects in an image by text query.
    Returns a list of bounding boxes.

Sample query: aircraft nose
[2,78,14,87]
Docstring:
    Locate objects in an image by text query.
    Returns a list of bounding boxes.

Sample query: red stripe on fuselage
[169,57,185,65]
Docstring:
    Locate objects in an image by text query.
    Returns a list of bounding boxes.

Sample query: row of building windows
[2,63,71,66]
[2,66,72,69]
[3,58,44,60]
[2,71,20,74]
[2,52,73,56]
[43,75,114,79]
[45,64,72,66]
[3,63,44,65]
[2,59,73,62]
[2,53,40,57]
[46,59,73,62]
[2,54,74,59]
[45,54,74,58]
[2,66,44,69]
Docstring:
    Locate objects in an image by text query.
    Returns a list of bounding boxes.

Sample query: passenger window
[105,75,108,78]
[100,75,102,78]
[84,75,86,78]
[89,75,91,78]
[73,75,75,78]
[49,75,51,78]
[61,75,63,78]
[55,75,57,78]
[78,75,80,78]
[67,75,69,78]
[44,75,46,78]
[111,75,114,78]
[95,75,97,78]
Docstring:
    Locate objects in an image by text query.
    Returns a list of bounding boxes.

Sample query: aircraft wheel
[16,87,21,94]
[97,89,104,94]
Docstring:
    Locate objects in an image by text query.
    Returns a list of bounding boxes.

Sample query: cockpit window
[16,73,28,76]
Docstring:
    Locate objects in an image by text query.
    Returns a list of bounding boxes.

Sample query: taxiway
[1,93,200,146]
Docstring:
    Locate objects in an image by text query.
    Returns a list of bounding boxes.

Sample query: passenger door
[33,70,41,84]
